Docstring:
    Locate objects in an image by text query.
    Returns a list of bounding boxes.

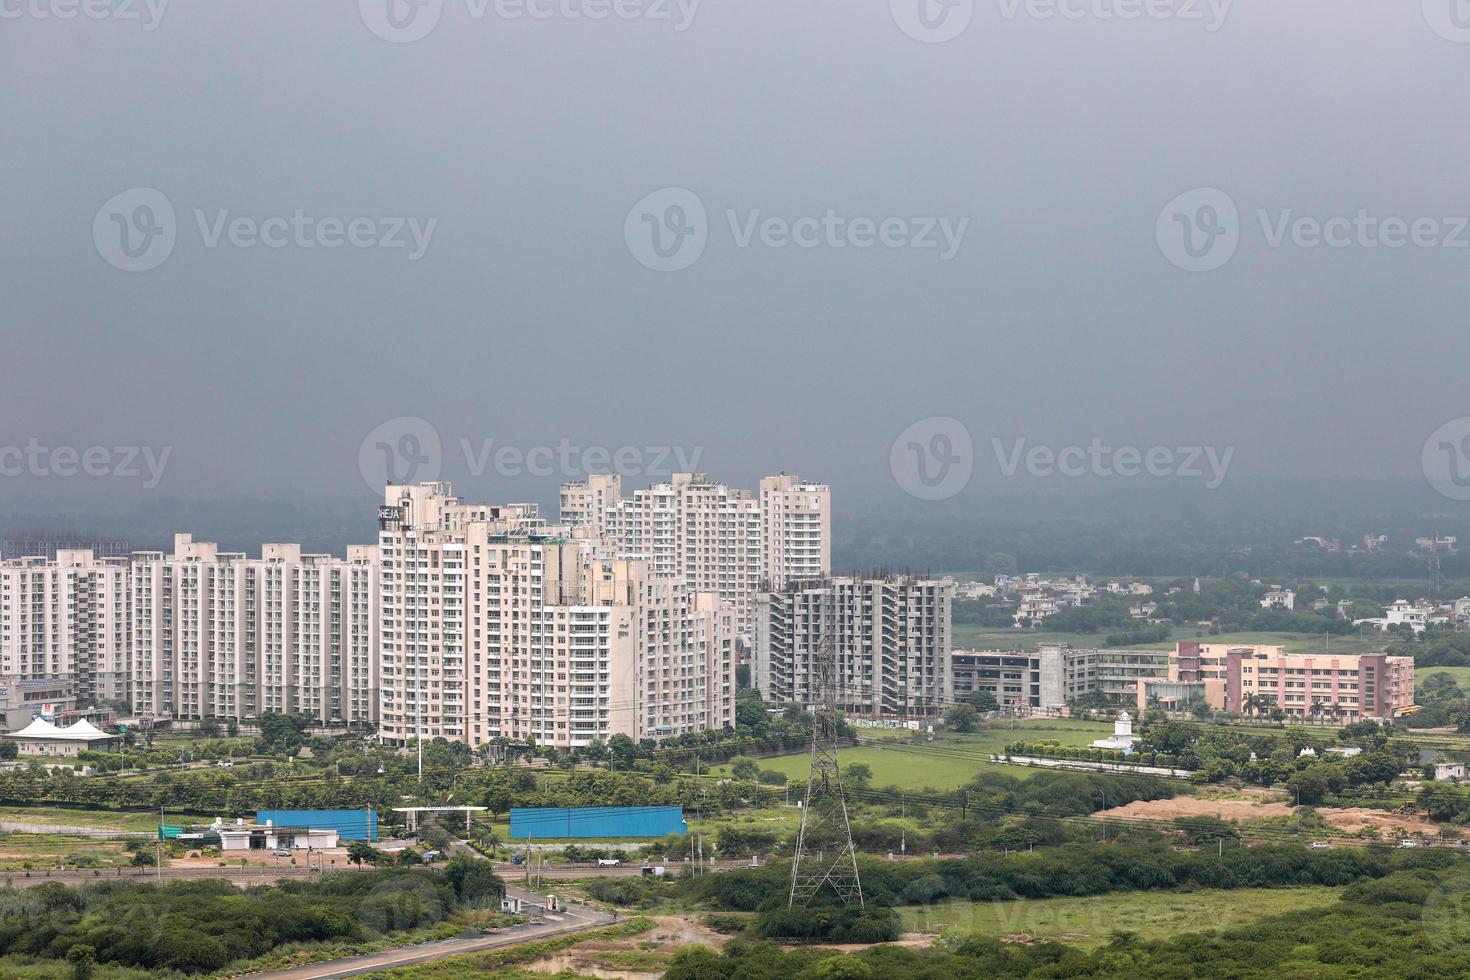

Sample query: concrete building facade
[559,472,830,631]
[380,482,736,750]
[755,575,952,719]
[130,534,378,724]
[1223,648,1415,721]
[0,550,129,704]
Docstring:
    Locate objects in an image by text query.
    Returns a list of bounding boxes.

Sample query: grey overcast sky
[4,0,1470,515]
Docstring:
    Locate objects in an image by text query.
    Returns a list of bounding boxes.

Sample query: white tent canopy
[6,717,114,741]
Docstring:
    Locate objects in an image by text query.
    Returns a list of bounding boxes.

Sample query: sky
[4,0,1470,520]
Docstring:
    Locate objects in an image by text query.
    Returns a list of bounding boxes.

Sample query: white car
[1399,840,1420,848]
[1310,842,1331,849]
[597,857,622,866]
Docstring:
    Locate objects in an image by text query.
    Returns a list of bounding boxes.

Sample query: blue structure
[256,809,378,841]
[509,806,685,840]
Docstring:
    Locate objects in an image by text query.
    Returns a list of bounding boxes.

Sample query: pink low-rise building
[1223,648,1414,721]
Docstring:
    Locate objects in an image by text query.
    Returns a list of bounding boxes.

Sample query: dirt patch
[1098,798,1294,822]
[523,915,725,980]
[1096,797,1450,838]
[1315,807,1441,836]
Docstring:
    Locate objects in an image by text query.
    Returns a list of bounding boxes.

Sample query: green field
[953,624,1387,655]
[0,805,161,833]
[901,885,1345,948]
[1418,666,1470,693]
[0,832,132,870]
[710,721,1113,791]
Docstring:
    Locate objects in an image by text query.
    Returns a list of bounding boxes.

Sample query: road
[245,886,612,979]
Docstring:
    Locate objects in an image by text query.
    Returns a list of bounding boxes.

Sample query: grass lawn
[711,721,1114,791]
[1418,666,1470,693]
[0,805,160,833]
[901,885,1345,948]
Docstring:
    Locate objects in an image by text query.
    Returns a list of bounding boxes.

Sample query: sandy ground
[523,915,728,979]
[1096,797,1448,837]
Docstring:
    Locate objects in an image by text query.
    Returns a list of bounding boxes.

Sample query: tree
[729,757,761,781]
[1287,766,1330,805]
[844,763,872,789]
[347,840,387,868]
[198,717,221,738]
[0,741,17,761]
[258,712,310,752]
[966,690,999,713]
[444,855,505,906]
[735,689,769,730]
[608,734,638,771]
[65,944,96,980]
[944,704,979,733]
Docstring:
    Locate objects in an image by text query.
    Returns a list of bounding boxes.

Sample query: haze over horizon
[6,1,1470,520]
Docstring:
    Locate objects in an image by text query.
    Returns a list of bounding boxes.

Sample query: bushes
[692,842,1446,916]
[671,862,1470,978]
[0,868,484,975]
[582,876,672,908]
[717,826,779,857]
[752,905,901,943]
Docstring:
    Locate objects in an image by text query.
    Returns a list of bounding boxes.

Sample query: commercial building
[952,650,1044,710]
[216,819,339,852]
[379,482,736,750]
[256,808,378,841]
[754,575,952,719]
[0,677,76,732]
[1044,645,1171,705]
[0,550,129,703]
[949,644,1171,713]
[130,534,379,725]
[1223,648,1415,721]
[2,717,119,756]
[559,472,830,631]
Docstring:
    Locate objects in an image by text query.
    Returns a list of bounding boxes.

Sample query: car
[1310,841,1332,849]
[274,848,292,857]
[597,858,622,866]
[1399,840,1420,848]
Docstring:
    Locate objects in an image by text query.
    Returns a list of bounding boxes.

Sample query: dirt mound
[1098,798,1293,822]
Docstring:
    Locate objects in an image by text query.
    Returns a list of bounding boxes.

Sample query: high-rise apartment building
[754,574,952,719]
[558,472,830,630]
[0,550,129,703]
[130,534,378,724]
[380,482,736,750]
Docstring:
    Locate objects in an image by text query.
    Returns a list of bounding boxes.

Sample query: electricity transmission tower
[789,628,863,908]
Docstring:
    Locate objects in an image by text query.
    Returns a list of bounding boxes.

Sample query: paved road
[246,887,612,979]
